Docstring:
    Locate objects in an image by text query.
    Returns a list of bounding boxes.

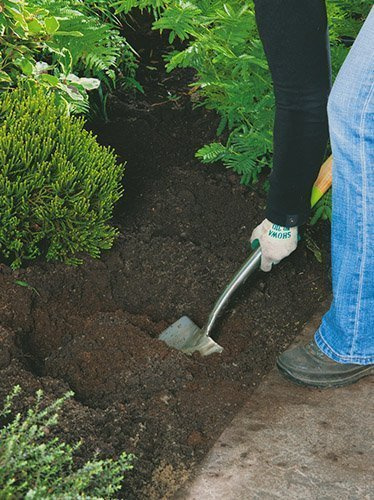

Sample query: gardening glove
[250,219,298,272]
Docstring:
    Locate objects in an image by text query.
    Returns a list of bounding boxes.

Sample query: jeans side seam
[350,76,374,357]
[316,328,373,363]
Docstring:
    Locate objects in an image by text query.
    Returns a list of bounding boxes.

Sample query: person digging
[250,1,374,388]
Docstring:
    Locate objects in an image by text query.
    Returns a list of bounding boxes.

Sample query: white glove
[250,219,298,272]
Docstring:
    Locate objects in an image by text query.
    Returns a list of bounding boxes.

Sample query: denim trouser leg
[315,7,374,365]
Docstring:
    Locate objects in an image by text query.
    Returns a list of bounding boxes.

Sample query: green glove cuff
[251,239,260,250]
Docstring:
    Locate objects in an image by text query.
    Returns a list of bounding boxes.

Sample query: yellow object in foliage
[311,154,333,207]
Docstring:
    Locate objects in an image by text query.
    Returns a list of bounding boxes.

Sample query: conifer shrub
[0,386,133,498]
[0,85,125,269]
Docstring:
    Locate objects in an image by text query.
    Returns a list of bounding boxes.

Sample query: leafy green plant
[310,189,332,225]
[14,279,40,296]
[35,0,140,87]
[112,0,168,17]
[0,386,133,498]
[0,84,125,269]
[303,227,323,263]
[0,0,139,114]
[114,0,371,222]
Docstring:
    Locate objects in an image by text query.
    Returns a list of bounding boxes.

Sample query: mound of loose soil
[0,17,331,499]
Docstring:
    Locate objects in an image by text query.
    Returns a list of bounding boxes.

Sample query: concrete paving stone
[177,306,374,500]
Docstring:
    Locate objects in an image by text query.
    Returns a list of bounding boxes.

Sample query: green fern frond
[50,11,124,77]
[153,2,202,43]
[195,142,226,163]
[113,0,169,16]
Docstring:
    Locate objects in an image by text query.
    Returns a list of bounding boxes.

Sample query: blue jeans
[315,7,374,365]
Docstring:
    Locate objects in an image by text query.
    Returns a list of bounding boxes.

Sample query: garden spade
[159,155,333,356]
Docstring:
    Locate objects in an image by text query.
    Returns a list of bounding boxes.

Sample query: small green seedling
[14,280,40,297]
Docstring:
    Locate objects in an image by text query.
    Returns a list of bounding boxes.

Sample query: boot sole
[276,361,374,389]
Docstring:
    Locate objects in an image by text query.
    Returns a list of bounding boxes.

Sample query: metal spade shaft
[202,246,262,339]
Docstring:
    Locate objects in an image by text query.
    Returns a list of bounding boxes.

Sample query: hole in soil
[17,330,45,377]
[0,13,331,498]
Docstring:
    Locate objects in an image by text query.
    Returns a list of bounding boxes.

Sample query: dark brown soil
[0,18,331,499]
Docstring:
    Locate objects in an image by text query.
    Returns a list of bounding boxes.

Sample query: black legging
[253,0,331,227]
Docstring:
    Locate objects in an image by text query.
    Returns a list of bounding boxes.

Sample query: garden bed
[0,23,331,499]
